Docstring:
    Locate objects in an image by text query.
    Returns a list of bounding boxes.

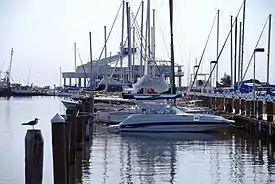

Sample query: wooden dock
[187,92,275,137]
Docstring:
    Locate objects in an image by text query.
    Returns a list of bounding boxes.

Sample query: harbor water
[0,97,275,184]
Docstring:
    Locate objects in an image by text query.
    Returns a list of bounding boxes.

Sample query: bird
[22,118,39,129]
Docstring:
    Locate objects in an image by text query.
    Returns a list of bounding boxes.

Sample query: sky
[1,0,275,86]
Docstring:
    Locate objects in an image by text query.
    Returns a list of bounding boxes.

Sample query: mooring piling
[51,113,67,184]
[25,129,44,184]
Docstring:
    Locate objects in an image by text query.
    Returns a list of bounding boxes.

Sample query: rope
[77,48,88,79]
[202,1,245,91]
[239,15,269,88]
[98,2,123,61]
[189,13,218,91]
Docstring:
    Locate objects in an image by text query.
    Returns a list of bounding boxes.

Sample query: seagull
[22,118,39,129]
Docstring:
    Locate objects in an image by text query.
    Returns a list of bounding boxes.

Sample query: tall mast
[147,0,151,59]
[140,1,144,66]
[234,17,237,85]
[120,0,125,82]
[216,9,220,86]
[89,32,93,88]
[169,0,175,94]
[267,14,272,84]
[238,22,242,83]
[230,15,233,86]
[152,9,156,76]
[74,42,77,85]
[126,2,132,82]
[133,26,135,81]
[104,26,107,59]
[240,0,246,80]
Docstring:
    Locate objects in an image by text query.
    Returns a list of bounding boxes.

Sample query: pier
[186,91,275,137]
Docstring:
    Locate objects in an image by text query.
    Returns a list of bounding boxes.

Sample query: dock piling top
[51,113,65,123]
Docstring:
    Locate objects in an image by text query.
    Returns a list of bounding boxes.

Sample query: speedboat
[95,105,138,125]
[96,101,215,125]
[95,100,167,125]
[61,99,82,109]
[107,105,234,133]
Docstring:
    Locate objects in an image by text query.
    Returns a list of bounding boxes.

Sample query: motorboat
[95,93,171,125]
[61,99,82,109]
[178,106,215,114]
[95,96,214,125]
[95,100,166,125]
[107,105,234,133]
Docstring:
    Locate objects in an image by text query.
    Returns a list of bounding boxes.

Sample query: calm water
[1,97,275,184]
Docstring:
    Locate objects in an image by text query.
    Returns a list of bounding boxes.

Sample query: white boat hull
[118,124,229,132]
[108,114,233,133]
[96,111,133,124]
[61,99,81,109]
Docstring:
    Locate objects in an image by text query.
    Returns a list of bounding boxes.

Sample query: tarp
[132,74,169,93]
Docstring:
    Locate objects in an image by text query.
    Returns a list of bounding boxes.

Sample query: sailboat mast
[230,15,233,86]
[120,0,125,82]
[74,42,77,86]
[216,9,220,87]
[126,2,132,82]
[147,0,151,59]
[238,22,242,83]
[89,32,93,88]
[152,9,156,76]
[267,14,272,84]
[240,0,246,80]
[234,17,237,85]
[169,0,175,94]
[140,1,144,66]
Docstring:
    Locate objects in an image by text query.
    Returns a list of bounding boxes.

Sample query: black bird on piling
[22,118,39,129]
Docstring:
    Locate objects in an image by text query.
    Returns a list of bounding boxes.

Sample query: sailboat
[106,0,235,133]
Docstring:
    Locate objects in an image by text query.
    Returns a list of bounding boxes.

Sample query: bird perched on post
[22,118,39,129]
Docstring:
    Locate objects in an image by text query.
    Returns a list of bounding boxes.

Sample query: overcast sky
[1,0,275,86]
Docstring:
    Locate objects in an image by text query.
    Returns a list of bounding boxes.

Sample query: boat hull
[96,111,133,125]
[108,114,233,133]
[119,123,229,132]
[61,100,81,109]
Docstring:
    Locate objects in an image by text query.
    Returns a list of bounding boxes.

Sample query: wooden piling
[64,116,71,184]
[76,115,84,151]
[25,129,44,184]
[67,108,77,165]
[267,99,273,123]
[240,98,245,115]
[234,97,240,114]
[51,113,67,184]
[84,117,92,141]
[257,99,263,120]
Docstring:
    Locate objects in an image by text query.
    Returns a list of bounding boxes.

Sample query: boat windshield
[149,105,184,114]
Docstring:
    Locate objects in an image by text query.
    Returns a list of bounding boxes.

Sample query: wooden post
[84,117,91,141]
[245,99,252,117]
[76,115,84,151]
[234,97,240,114]
[257,98,263,120]
[240,98,245,115]
[51,113,67,184]
[267,98,273,123]
[63,115,71,184]
[25,129,44,184]
[67,108,77,165]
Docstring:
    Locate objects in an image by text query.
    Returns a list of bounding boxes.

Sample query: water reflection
[2,97,275,184]
[84,130,275,184]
